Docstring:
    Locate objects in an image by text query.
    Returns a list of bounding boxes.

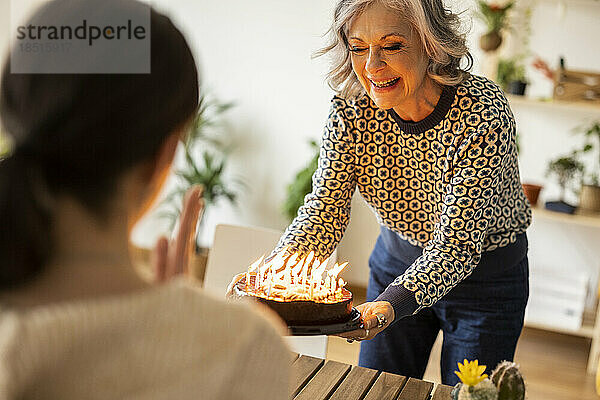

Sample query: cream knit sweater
[0,279,291,399]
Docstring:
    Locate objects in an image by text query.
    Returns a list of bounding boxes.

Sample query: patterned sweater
[276,74,531,317]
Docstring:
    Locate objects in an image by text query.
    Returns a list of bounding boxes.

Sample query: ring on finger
[375,313,387,329]
[359,328,370,340]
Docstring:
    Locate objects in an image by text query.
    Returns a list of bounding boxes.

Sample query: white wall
[131,0,337,248]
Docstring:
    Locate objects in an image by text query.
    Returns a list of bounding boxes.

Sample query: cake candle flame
[245,248,348,303]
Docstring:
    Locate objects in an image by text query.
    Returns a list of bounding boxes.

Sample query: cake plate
[288,307,363,336]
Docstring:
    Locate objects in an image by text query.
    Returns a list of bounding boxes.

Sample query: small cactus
[457,379,498,400]
[490,361,525,400]
[451,383,461,400]
[454,359,498,400]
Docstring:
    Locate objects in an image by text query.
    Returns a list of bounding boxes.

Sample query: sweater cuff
[375,284,419,321]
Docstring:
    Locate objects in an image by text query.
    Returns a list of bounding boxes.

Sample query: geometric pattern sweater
[275,74,532,318]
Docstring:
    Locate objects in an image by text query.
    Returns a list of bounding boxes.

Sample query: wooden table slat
[329,366,380,400]
[294,360,351,400]
[396,377,434,400]
[430,384,454,400]
[291,355,325,396]
[363,371,407,400]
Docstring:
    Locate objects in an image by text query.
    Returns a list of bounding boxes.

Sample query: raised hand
[152,185,205,283]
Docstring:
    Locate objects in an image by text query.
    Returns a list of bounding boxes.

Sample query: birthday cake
[234,275,353,326]
[233,250,354,326]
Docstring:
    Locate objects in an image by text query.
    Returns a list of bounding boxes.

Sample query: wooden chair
[203,223,333,358]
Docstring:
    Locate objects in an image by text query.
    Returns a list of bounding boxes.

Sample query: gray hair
[316,0,473,99]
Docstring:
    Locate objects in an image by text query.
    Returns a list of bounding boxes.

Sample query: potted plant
[522,182,542,207]
[283,139,320,222]
[159,96,240,281]
[497,57,528,95]
[475,0,514,52]
[545,154,584,214]
[573,120,600,213]
[451,359,526,400]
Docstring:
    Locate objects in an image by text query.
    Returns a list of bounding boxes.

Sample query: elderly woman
[272,0,531,385]
[0,1,290,398]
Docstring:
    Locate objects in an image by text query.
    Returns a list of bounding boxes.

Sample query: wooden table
[291,353,454,400]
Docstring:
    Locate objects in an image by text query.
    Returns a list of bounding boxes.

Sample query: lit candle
[256,267,263,292]
[301,261,308,289]
[246,270,250,294]
[267,272,273,298]
[305,251,314,270]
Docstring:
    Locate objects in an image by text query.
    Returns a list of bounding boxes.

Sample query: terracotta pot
[579,184,600,213]
[479,30,503,52]
[522,183,542,207]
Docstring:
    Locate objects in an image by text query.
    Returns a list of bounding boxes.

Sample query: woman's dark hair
[0,0,199,289]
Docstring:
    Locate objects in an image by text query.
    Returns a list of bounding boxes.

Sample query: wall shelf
[531,206,600,228]
[527,205,600,372]
[507,95,600,114]
[525,309,595,338]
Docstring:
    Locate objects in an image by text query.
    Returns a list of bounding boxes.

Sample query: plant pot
[522,183,542,206]
[545,200,577,214]
[579,184,600,213]
[479,30,503,52]
[190,246,210,284]
[507,80,527,96]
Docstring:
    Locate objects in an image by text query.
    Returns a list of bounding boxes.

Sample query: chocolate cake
[234,276,353,326]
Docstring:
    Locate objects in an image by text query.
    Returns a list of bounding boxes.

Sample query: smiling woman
[259,0,532,388]
[346,3,438,119]
[316,0,472,100]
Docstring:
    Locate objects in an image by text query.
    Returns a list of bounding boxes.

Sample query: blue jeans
[358,228,529,386]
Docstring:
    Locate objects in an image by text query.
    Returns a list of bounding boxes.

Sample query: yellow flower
[455,359,488,387]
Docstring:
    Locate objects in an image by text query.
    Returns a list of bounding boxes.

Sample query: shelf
[507,95,600,114]
[532,206,600,228]
[525,308,595,338]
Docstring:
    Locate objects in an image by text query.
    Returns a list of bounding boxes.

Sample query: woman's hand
[337,301,394,342]
[226,272,246,299]
[152,185,205,283]
[225,254,278,298]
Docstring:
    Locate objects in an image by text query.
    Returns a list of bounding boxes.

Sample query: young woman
[0,1,290,398]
